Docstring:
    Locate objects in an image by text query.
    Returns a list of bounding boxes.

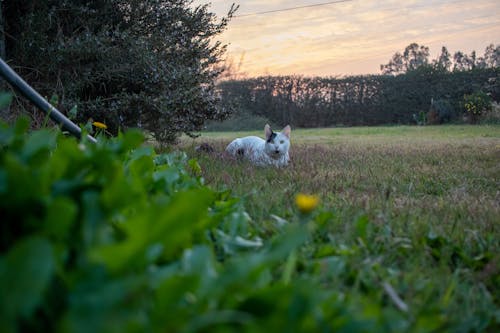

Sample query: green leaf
[49,94,59,106]
[68,105,78,120]
[0,236,55,320]
[43,197,77,240]
[117,129,145,152]
[282,250,297,285]
[89,188,215,272]
[355,215,370,240]
[188,158,202,177]
[22,129,57,162]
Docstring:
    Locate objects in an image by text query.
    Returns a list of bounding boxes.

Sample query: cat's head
[264,124,291,159]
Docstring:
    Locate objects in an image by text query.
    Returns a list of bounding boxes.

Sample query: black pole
[0,57,97,143]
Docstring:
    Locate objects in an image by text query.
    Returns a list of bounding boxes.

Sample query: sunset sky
[193,0,500,77]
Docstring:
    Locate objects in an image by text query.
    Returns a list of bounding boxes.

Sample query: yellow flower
[92,121,107,129]
[295,193,320,214]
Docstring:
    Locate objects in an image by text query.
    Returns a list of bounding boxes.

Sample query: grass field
[183,125,499,225]
[177,125,500,331]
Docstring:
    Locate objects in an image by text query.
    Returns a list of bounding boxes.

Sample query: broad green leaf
[0,236,54,320]
[89,188,215,272]
[21,129,57,162]
[43,197,77,240]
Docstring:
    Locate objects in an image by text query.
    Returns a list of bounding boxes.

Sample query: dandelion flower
[92,121,107,129]
[295,193,320,214]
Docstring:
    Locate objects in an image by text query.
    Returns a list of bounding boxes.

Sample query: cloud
[194,0,500,76]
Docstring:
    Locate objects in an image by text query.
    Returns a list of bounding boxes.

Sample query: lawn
[177,125,500,331]
[184,125,499,226]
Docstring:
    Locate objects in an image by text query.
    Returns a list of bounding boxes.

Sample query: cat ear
[282,125,291,139]
[265,124,273,140]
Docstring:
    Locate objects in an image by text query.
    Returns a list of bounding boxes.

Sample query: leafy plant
[4,0,237,143]
[428,99,455,124]
[463,91,493,123]
[1,120,499,332]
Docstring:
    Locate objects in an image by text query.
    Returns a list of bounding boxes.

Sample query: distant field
[195,124,500,144]
[178,125,500,330]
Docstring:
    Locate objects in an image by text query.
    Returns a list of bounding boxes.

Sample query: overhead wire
[234,0,354,18]
[232,0,474,23]
[228,0,498,47]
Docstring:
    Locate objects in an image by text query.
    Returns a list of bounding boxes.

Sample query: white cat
[225,124,291,167]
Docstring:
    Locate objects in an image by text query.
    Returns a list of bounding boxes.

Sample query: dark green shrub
[4,0,237,143]
[463,91,493,123]
[428,99,455,124]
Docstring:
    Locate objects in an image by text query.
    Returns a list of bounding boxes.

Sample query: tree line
[381,43,499,74]
[218,43,499,128]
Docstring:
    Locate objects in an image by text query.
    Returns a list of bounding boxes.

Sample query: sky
[192,0,500,77]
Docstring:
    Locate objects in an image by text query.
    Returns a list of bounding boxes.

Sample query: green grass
[185,125,499,227]
[177,125,500,331]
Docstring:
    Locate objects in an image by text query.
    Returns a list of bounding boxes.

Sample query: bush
[462,91,493,123]
[0,118,261,332]
[4,0,237,143]
[480,102,500,124]
[427,99,455,124]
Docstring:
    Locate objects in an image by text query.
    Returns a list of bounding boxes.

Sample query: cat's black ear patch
[266,132,277,143]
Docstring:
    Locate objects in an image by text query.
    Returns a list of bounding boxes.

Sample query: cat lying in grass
[225,124,291,167]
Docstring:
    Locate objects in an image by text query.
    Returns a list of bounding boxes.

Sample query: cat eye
[280,140,284,144]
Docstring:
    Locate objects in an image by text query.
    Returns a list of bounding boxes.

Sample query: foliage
[380,43,430,75]
[1,117,500,332]
[3,0,237,143]
[216,67,499,128]
[427,99,454,125]
[381,43,500,75]
[204,112,273,131]
[413,111,427,126]
[462,91,493,123]
[479,102,500,124]
[214,43,498,129]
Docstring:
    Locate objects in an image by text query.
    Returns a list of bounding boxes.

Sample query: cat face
[264,124,291,159]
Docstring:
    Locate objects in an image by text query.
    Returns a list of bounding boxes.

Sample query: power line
[234,0,355,18]
[231,0,472,25]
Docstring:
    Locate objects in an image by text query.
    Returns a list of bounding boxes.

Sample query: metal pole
[0,57,97,143]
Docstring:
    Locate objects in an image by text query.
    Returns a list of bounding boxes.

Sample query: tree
[483,44,500,68]
[404,43,430,71]
[453,50,479,71]
[434,46,452,71]
[381,43,430,74]
[380,52,404,75]
[3,0,238,143]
